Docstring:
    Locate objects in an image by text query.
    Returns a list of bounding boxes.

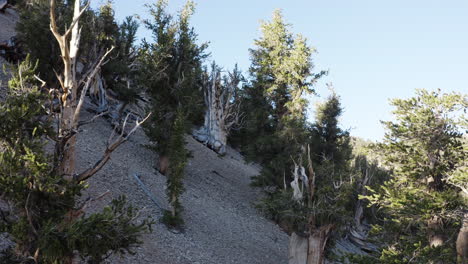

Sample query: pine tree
[140,0,207,159]
[162,108,188,228]
[241,9,325,189]
[364,89,467,263]
[258,92,354,263]
[309,90,352,168]
[102,15,140,106]
[139,0,207,226]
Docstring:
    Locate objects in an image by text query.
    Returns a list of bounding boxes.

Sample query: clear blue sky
[93,0,468,141]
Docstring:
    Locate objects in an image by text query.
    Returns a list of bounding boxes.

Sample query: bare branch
[75,113,152,182]
[73,47,114,126]
[49,0,62,42]
[77,111,109,128]
[64,0,90,39]
[33,75,46,88]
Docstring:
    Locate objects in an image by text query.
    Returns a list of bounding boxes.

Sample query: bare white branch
[76,113,151,182]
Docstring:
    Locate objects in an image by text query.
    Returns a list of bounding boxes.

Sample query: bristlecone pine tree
[0,1,152,263]
[264,92,354,264]
[238,9,326,188]
[364,89,467,264]
[139,0,207,227]
[192,62,243,155]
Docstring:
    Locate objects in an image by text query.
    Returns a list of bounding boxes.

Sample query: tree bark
[307,224,333,264]
[50,0,82,179]
[289,232,308,264]
[457,212,468,264]
[158,155,170,175]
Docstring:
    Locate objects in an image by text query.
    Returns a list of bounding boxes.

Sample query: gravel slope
[76,110,289,264]
[0,8,18,101]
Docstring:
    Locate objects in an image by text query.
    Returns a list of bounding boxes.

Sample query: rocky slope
[0,8,18,101]
[76,110,289,264]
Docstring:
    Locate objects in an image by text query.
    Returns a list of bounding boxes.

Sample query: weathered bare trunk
[51,0,81,179]
[307,225,333,264]
[289,232,308,264]
[89,71,108,112]
[193,64,241,155]
[354,168,369,228]
[457,212,468,264]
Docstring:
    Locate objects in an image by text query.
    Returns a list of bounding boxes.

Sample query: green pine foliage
[256,92,355,235]
[362,89,468,263]
[15,0,139,105]
[161,109,188,228]
[0,46,152,264]
[309,91,352,168]
[140,0,207,157]
[99,2,141,104]
[139,0,207,228]
[235,9,325,189]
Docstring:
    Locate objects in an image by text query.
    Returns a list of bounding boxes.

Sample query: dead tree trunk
[89,71,108,113]
[307,225,333,264]
[428,215,446,248]
[354,168,369,228]
[288,145,335,264]
[347,166,376,252]
[193,63,242,155]
[50,0,86,180]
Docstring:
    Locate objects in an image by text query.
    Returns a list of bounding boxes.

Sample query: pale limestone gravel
[0,7,18,42]
[76,110,289,264]
[0,8,18,101]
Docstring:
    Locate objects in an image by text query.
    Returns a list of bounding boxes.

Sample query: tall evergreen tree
[1,1,153,262]
[363,89,467,263]
[162,108,188,228]
[140,0,207,160]
[139,0,207,227]
[309,90,352,168]
[239,9,325,188]
[258,92,354,263]
[102,15,140,104]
